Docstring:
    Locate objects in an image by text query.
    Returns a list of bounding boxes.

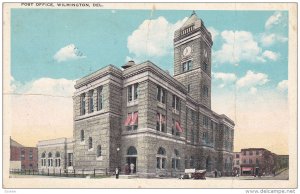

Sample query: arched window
[156,147,166,169]
[88,137,93,149]
[80,130,84,142]
[190,156,194,168]
[48,152,53,167]
[172,149,180,170]
[55,152,61,167]
[41,152,46,167]
[97,145,102,157]
[157,147,166,155]
[127,146,137,155]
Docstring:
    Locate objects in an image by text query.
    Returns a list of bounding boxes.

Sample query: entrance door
[126,157,137,173]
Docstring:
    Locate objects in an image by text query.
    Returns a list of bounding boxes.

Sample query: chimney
[122,60,136,69]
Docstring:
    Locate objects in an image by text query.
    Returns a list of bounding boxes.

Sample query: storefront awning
[175,121,184,133]
[130,112,138,125]
[124,114,132,126]
[242,167,253,171]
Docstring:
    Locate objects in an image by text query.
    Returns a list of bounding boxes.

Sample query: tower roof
[181,10,201,28]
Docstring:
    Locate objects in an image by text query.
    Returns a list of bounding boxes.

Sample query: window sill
[96,156,103,161]
[127,100,138,107]
[76,109,105,120]
[88,148,94,152]
[157,102,166,109]
[172,109,179,115]
[80,141,85,145]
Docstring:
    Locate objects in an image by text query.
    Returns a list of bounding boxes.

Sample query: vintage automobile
[180,169,206,180]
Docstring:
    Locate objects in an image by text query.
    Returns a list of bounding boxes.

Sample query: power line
[3,92,72,98]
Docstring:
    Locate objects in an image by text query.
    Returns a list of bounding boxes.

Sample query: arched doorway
[206,156,212,172]
[126,146,137,174]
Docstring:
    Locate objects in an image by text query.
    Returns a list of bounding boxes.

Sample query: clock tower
[173,11,213,108]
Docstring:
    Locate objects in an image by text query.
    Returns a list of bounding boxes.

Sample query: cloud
[213,72,237,83]
[260,33,288,47]
[212,88,288,154]
[54,44,86,62]
[265,11,285,29]
[127,16,187,60]
[249,87,257,94]
[214,30,266,65]
[277,80,288,92]
[262,50,279,61]
[207,27,219,41]
[10,78,76,146]
[236,70,269,88]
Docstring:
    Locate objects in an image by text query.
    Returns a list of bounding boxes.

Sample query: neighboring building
[37,12,235,178]
[234,148,277,176]
[233,152,240,175]
[37,138,74,173]
[277,155,289,170]
[10,138,38,170]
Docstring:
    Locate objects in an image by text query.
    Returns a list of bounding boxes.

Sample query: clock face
[183,46,192,57]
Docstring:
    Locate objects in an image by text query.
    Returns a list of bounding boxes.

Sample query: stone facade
[37,12,235,178]
[37,138,74,173]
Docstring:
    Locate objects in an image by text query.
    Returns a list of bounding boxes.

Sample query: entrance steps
[119,174,138,179]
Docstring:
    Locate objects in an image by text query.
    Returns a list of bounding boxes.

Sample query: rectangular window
[256,150,259,155]
[182,61,192,72]
[128,83,139,102]
[243,151,247,155]
[20,150,25,160]
[172,158,175,169]
[236,160,240,165]
[249,159,252,164]
[156,157,160,168]
[80,130,84,142]
[162,158,166,169]
[80,93,86,115]
[203,115,209,128]
[176,159,180,169]
[88,90,94,113]
[191,130,195,144]
[256,159,259,165]
[128,85,132,102]
[204,62,208,71]
[68,153,73,167]
[156,86,166,104]
[203,86,209,97]
[236,154,240,158]
[249,151,253,155]
[126,112,138,130]
[134,83,139,100]
[156,113,166,132]
[97,87,103,111]
[29,150,33,160]
[172,95,180,111]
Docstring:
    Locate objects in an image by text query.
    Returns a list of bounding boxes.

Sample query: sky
[9,9,289,154]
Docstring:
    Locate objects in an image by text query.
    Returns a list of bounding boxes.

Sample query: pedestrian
[130,163,135,174]
[125,164,129,175]
[214,169,217,178]
[115,167,119,179]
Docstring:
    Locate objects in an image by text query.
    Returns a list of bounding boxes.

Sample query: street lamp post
[116,147,120,169]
